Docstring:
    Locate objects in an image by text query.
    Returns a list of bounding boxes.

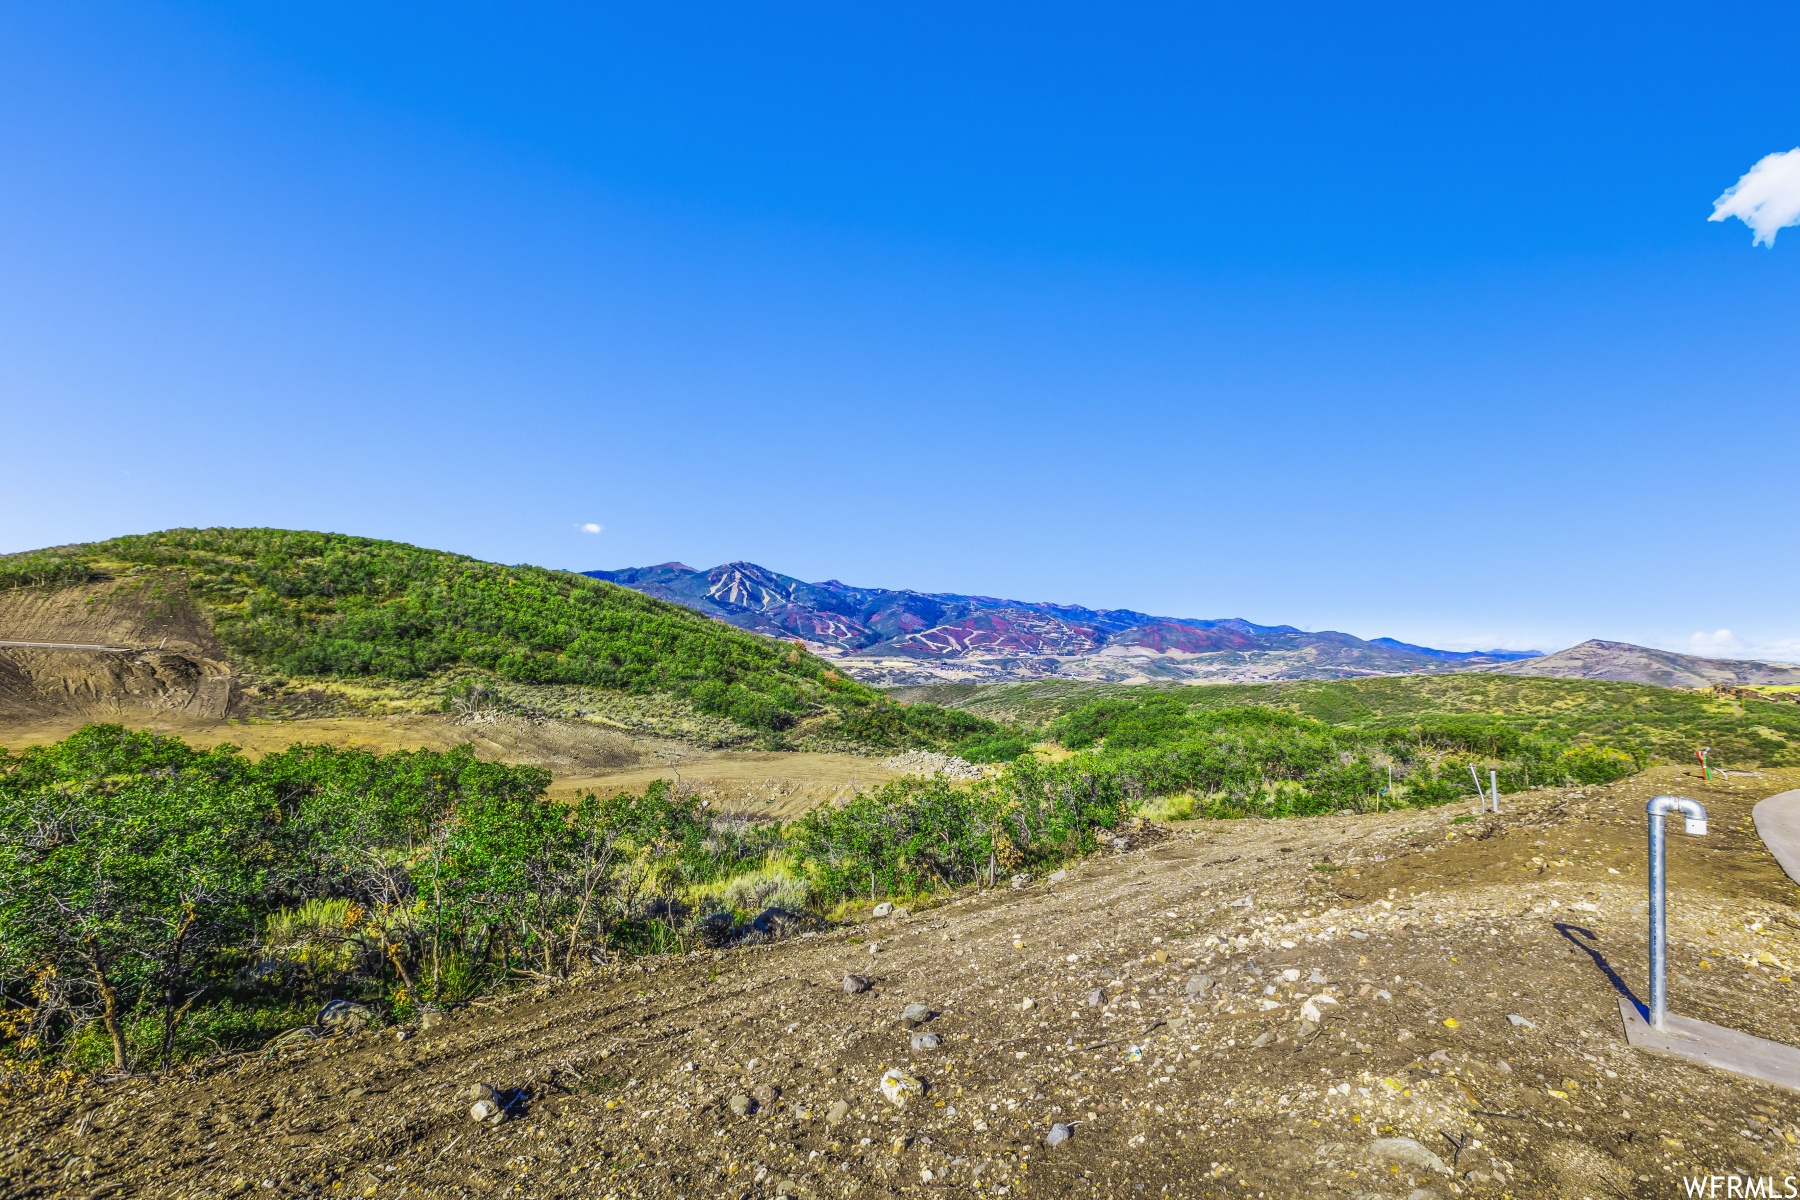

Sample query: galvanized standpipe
[1646,795,1708,1029]
[1490,769,1500,814]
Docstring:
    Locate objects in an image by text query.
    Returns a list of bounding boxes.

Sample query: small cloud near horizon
[1686,628,1800,663]
[1710,148,1800,246]
[1689,628,1741,655]
[576,522,604,534]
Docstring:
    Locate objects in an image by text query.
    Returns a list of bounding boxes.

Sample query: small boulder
[1085,988,1105,1007]
[1011,873,1031,889]
[729,1092,753,1117]
[465,1084,509,1126]
[1306,968,1329,984]
[1369,1136,1450,1175]
[843,973,873,994]
[911,1033,942,1051]
[880,1068,923,1108]
[753,1083,780,1110]
[1046,1122,1074,1147]
[318,1000,372,1031]
[900,1003,932,1027]
[1019,996,1035,1012]
[826,1099,850,1125]
[1506,1014,1536,1028]
[872,902,894,918]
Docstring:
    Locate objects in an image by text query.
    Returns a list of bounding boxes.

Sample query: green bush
[1557,744,1638,784]
[0,550,99,591]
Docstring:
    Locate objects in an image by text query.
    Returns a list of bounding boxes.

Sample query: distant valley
[584,561,1542,685]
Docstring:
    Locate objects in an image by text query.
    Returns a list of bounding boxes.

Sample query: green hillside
[902,673,1800,769]
[0,528,997,750]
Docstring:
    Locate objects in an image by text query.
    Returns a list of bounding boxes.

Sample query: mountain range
[583,561,1542,686]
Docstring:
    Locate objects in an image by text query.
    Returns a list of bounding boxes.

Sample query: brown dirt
[12,765,1800,1199]
[546,750,908,818]
[0,573,224,658]
[0,574,236,724]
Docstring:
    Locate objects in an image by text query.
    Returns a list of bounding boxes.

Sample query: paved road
[1752,788,1800,886]
[0,639,134,652]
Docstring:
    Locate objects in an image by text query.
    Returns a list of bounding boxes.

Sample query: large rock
[1369,1137,1450,1174]
[318,1000,372,1031]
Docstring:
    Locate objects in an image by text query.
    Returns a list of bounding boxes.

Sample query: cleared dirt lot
[12,765,1800,1199]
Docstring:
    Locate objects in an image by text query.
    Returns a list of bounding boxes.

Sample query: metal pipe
[1470,764,1487,812]
[1490,769,1500,814]
[1646,795,1708,1029]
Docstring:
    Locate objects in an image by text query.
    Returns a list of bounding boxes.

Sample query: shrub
[1558,744,1638,784]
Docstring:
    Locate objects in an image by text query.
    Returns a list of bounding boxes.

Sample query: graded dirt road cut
[12,766,1800,1199]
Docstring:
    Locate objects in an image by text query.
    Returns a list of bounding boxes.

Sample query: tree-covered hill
[0,528,999,750]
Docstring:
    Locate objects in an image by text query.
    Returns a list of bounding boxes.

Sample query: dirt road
[12,765,1800,1199]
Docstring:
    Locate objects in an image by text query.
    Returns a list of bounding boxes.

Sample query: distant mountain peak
[1369,637,1542,664]
[1482,639,1800,687]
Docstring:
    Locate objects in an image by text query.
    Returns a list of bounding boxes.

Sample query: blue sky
[2,4,1796,659]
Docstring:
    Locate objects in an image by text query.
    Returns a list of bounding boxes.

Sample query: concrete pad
[1753,789,1800,887]
[1618,996,1800,1092]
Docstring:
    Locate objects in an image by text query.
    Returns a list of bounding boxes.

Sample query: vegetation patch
[911,674,1800,771]
[1,528,1014,752]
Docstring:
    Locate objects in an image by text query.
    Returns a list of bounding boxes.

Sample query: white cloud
[1684,629,1800,663]
[1710,148,1800,246]
[1689,628,1741,655]
[576,522,604,534]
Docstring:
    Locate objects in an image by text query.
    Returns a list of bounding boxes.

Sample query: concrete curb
[1752,789,1800,888]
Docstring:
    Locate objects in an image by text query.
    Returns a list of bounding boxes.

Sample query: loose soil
[12,765,1800,1199]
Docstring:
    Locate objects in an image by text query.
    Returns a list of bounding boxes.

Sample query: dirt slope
[12,766,1800,1199]
[0,574,223,657]
[0,575,236,722]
